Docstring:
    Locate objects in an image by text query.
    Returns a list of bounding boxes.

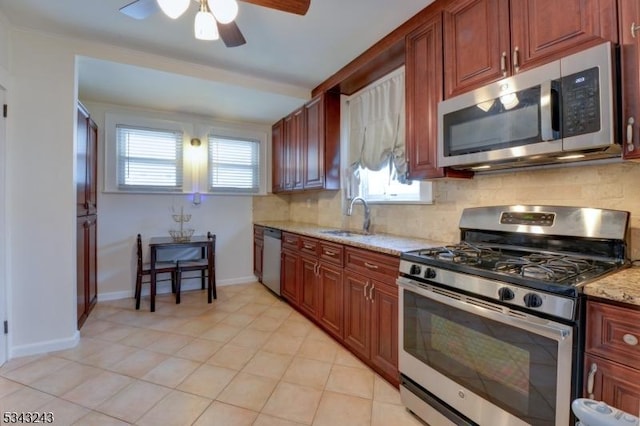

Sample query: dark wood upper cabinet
[271,119,285,192]
[77,103,98,216]
[406,11,472,180]
[443,0,617,98]
[272,92,340,193]
[619,0,640,159]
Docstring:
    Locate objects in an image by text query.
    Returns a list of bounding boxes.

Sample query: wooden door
[281,248,299,305]
[253,233,263,281]
[406,13,445,179]
[303,95,324,189]
[76,105,89,216]
[299,254,319,318]
[272,119,286,192]
[87,215,98,312]
[510,0,618,73]
[86,118,98,215]
[620,0,640,159]
[76,216,87,328]
[318,263,343,340]
[343,271,370,360]
[584,354,640,415]
[443,0,510,98]
[370,279,399,385]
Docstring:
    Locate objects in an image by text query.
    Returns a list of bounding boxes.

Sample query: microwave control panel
[562,67,601,137]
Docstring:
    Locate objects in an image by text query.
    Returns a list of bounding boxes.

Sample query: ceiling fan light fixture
[208,0,238,24]
[157,0,190,19]
[194,9,219,40]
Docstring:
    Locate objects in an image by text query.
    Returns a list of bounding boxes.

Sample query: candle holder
[169,207,194,242]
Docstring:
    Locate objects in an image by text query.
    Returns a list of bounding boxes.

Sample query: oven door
[397,276,575,426]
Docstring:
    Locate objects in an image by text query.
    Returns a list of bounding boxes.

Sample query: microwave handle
[540,80,554,141]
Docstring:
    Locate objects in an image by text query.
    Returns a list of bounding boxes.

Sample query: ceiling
[0,0,433,124]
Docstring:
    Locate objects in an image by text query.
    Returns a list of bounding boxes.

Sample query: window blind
[208,135,260,194]
[116,125,183,191]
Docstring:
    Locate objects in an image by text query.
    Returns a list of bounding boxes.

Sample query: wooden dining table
[148,235,215,312]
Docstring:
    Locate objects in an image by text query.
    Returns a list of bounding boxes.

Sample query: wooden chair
[135,234,178,310]
[175,232,216,304]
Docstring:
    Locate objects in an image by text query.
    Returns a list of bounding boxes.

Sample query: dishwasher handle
[263,228,282,239]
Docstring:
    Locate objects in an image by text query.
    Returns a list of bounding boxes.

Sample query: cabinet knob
[586,363,598,399]
[364,262,378,270]
[363,282,369,300]
[631,22,640,38]
[623,333,638,346]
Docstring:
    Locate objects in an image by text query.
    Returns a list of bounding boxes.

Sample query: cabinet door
[510,0,617,73]
[620,0,640,159]
[253,235,264,281]
[272,120,286,192]
[318,263,343,340]
[443,0,510,98]
[406,13,445,179]
[299,255,319,318]
[584,354,640,415]
[87,215,98,312]
[86,119,98,215]
[343,272,370,360]
[76,217,87,328]
[76,106,89,216]
[303,95,324,189]
[370,279,399,385]
[284,108,304,191]
[281,248,299,305]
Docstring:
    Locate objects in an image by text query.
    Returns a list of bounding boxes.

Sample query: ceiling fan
[119,0,310,47]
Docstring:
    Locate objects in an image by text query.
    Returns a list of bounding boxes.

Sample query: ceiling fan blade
[240,0,310,15]
[119,0,160,20]
[217,21,247,48]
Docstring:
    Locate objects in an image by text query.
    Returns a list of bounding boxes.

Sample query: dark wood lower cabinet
[274,231,399,387]
[253,225,263,281]
[77,215,97,328]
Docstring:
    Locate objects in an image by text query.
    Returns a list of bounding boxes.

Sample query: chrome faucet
[347,197,371,234]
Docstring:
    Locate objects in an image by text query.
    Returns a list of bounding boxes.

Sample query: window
[208,135,260,194]
[116,125,184,192]
[357,162,430,202]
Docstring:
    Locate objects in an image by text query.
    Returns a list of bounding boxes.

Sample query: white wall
[83,101,262,300]
[8,30,78,357]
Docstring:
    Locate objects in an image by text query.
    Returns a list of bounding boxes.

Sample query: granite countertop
[254,221,448,256]
[255,221,640,308]
[583,266,640,307]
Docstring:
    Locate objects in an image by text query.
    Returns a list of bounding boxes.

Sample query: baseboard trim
[98,275,259,302]
[10,330,80,359]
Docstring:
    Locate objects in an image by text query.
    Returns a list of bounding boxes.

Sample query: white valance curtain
[347,67,406,178]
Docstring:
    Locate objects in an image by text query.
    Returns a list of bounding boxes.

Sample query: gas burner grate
[495,254,596,282]
[420,242,501,265]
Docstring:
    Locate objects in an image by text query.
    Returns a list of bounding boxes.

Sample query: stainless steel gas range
[397,205,630,426]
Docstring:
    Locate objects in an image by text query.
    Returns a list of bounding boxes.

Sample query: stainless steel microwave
[437,42,621,171]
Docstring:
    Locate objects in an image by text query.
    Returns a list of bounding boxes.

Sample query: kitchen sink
[320,229,366,237]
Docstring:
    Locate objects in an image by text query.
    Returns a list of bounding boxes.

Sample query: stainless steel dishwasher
[261,228,281,296]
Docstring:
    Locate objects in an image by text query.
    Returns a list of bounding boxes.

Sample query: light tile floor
[0,282,424,426]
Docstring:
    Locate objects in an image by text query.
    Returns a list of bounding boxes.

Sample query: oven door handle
[397,277,572,342]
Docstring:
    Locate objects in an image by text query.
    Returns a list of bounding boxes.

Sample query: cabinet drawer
[586,301,640,369]
[319,241,343,266]
[300,236,319,256]
[282,232,299,250]
[345,247,400,280]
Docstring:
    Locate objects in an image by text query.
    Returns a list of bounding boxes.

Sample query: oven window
[404,291,559,425]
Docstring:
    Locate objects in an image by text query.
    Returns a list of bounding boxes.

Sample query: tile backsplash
[253,161,640,261]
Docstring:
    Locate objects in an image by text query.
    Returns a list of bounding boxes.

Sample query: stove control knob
[424,268,437,279]
[498,287,515,301]
[524,293,543,308]
[409,264,421,276]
